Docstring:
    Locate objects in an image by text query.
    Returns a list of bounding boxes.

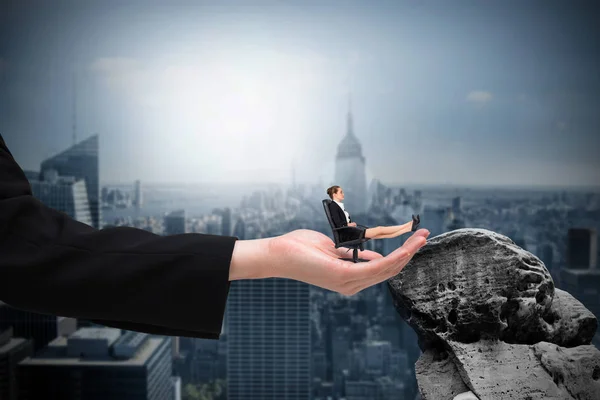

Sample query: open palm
[266,228,430,296]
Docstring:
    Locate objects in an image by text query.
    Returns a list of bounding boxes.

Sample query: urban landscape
[1,1,599,399]
[1,106,598,399]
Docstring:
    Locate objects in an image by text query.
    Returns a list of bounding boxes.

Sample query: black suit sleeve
[328,202,347,228]
[0,134,237,339]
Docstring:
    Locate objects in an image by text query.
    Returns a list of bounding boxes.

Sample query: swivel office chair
[322,199,371,263]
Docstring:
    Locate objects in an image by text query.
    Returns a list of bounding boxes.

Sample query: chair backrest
[322,199,341,244]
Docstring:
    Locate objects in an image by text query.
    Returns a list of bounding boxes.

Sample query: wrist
[229,238,272,281]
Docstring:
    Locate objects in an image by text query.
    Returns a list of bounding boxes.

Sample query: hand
[348,222,357,227]
[263,228,430,296]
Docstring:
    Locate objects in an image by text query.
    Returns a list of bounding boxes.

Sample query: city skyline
[1,0,599,187]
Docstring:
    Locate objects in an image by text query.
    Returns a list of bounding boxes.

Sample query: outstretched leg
[365,221,412,239]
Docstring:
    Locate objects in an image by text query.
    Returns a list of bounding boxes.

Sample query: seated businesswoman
[327,185,420,242]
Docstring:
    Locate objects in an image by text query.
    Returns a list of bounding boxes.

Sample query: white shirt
[333,200,351,223]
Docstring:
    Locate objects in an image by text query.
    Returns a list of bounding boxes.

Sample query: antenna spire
[72,72,77,145]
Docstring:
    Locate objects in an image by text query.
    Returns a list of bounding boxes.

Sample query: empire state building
[334,98,367,214]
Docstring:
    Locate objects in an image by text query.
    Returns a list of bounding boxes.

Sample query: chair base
[338,257,369,263]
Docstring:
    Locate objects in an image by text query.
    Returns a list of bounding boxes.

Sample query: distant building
[133,179,143,208]
[423,206,447,237]
[0,301,60,354]
[17,328,173,400]
[452,196,462,215]
[205,216,221,235]
[233,217,246,239]
[222,207,232,236]
[567,228,597,270]
[40,135,100,228]
[560,228,600,342]
[30,170,93,227]
[334,97,367,215]
[227,278,311,399]
[164,209,186,235]
[171,376,182,400]
[0,327,34,400]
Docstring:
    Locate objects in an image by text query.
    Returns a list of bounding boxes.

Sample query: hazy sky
[1,0,598,187]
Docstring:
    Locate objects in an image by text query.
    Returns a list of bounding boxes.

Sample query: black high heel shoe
[411,214,420,232]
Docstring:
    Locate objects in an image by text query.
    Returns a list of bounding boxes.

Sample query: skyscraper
[334,96,367,214]
[560,228,600,344]
[227,278,311,399]
[30,170,93,227]
[233,217,246,240]
[133,179,143,208]
[452,196,462,216]
[3,167,92,364]
[0,301,60,354]
[17,328,173,400]
[164,210,186,235]
[567,228,597,270]
[0,326,34,400]
[40,134,100,228]
[222,207,232,237]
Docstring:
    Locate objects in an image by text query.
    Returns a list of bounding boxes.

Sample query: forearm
[229,238,273,280]
[1,134,238,337]
[0,195,237,332]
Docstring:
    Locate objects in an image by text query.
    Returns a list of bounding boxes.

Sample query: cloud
[85,51,332,178]
[466,90,493,104]
[88,50,333,108]
[89,57,140,75]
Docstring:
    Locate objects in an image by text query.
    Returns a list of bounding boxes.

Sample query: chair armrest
[356,224,369,229]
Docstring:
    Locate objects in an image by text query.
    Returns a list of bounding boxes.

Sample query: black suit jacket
[0,134,237,339]
[328,201,352,228]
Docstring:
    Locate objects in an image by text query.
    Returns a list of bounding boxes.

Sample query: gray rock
[387,228,597,349]
[415,348,470,400]
[452,391,479,400]
[386,228,600,400]
[541,289,597,347]
[532,342,600,400]
[446,339,570,399]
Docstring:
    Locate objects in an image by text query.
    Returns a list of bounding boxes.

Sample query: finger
[345,250,422,296]
[412,228,430,238]
[345,233,428,281]
[344,238,427,294]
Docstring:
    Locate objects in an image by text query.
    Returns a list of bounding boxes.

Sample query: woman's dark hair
[326,185,341,200]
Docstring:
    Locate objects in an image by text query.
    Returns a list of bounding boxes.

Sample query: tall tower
[291,158,296,190]
[227,279,311,399]
[40,135,101,229]
[72,72,77,146]
[334,94,367,214]
[134,179,143,208]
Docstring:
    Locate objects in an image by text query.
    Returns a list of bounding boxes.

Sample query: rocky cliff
[387,228,600,400]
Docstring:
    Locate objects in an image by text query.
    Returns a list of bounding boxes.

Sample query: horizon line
[98,181,600,191]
